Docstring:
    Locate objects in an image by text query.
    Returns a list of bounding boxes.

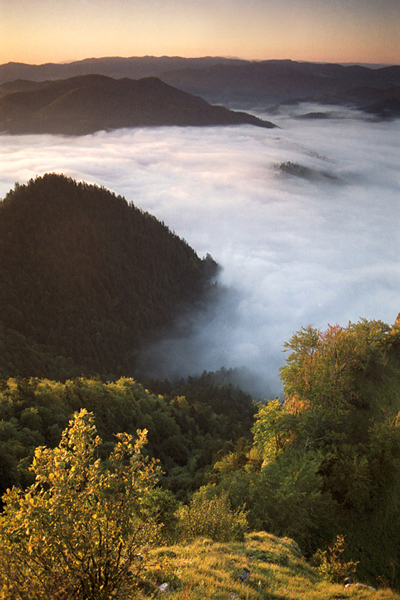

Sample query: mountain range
[0,74,274,135]
[1,56,399,116]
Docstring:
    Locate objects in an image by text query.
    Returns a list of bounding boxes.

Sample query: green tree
[0,409,163,600]
[277,319,400,507]
[210,317,400,586]
[252,318,400,585]
[280,319,390,417]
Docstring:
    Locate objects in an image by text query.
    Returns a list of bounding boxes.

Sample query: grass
[137,531,400,600]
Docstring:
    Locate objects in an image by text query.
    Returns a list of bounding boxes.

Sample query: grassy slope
[140,532,399,600]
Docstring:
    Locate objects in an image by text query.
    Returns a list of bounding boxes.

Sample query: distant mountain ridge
[1,56,399,116]
[0,56,248,84]
[161,60,400,115]
[0,73,275,134]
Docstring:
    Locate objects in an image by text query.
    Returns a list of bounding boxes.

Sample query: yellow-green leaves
[0,409,164,600]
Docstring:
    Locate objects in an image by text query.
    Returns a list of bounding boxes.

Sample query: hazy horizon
[1,0,399,66]
[1,54,397,68]
[1,103,399,397]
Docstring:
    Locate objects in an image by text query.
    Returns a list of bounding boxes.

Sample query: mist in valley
[1,104,399,397]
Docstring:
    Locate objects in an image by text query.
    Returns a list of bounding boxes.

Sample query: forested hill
[0,74,275,135]
[0,174,218,379]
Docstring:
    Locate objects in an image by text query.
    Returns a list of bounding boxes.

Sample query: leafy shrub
[0,409,164,600]
[312,535,358,583]
[175,488,248,542]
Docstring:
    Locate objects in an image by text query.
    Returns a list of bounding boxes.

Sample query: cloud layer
[1,106,399,396]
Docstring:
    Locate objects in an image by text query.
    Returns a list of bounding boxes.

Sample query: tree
[252,318,400,585]
[0,409,163,600]
[280,319,390,415]
[208,317,400,586]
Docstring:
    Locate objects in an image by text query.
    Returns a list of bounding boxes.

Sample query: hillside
[0,74,275,135]
[144,532,398,599]
[210,318,400,589]
[2,313,400,592]
[0,174,218,379]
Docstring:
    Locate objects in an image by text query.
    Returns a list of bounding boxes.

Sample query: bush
[312,535,359,583]
[176,488,248,542]
[0,409,164,600]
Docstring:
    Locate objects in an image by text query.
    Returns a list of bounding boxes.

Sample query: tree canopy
[0,373,255,503]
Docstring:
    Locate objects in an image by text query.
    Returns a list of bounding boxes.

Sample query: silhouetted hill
[365,98,400,118]
[0,74,274,134]
[0,174,219,379]
[1,56,399,115]
[316,85,400,115]
[162,60,400,112]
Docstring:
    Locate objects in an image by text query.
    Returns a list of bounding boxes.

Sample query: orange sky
[1,0,399,65]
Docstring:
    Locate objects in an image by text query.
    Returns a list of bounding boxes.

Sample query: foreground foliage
[1,315,400,593]
[312,534,359,583]
[209,317,400,588]
[0,410,165,599]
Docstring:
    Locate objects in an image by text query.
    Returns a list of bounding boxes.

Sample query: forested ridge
[0,174,218,379]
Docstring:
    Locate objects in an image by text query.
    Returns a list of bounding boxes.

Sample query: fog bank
[1,106,399,396]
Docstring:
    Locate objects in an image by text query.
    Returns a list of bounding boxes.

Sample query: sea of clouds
[1,104,399,396]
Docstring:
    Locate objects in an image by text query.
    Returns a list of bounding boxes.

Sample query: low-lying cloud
[1,105,399,397]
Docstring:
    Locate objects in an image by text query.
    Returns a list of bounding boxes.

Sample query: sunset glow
[1,0,399,65]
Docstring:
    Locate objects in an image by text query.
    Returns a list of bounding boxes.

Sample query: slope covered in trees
[6,410,394,600]
[0,174,218,379]
[0,374,255,502]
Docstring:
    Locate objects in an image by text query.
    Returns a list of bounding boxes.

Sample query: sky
[1,0,399,66]
[1,106,399,396]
